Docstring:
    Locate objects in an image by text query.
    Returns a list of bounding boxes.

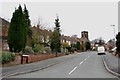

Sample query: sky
[0,0,118,42]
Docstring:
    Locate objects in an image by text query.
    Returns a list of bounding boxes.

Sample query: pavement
[102,52,120,77]
[1,51,119,78]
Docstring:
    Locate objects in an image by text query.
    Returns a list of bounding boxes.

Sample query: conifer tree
[24,5,32,46]
[24,4,32,37]
[50,15,61,55]
[8,5,27,52]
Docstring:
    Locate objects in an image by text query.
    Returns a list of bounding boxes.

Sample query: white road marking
[84,56,90,61]
[79,61,84,65]
[69,55,90,75]
[79,56,90,65]
[69,67,77,75]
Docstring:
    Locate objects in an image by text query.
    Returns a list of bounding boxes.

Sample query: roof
[0,17,10,27]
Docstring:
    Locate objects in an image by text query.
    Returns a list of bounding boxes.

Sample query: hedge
[1,52,15,64]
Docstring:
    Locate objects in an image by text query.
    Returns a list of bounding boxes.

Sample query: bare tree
[37,17,50,30]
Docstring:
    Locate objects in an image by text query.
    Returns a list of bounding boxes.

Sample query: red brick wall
[2,53,65,67]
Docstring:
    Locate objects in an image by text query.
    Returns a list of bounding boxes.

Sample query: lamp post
[110,25,116,46]
[110,25,115,39]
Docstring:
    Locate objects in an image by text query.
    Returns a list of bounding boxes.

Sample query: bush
[75,42,80,50]
[44,47,52,53]
[24,46,34,54]
[2,52,15,64]
[33,44,41,53]
[39,45,45,53]
[67,47,75,53]
[85,42,91,50]
[116,32,120,57]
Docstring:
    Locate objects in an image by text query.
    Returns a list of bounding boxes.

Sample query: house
[0,17,88,52]
[61,35,82,46]
[31,25,52,46]
[31,25,83,50]
[0,17,9,50]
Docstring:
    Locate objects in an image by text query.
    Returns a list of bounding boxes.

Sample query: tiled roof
[31,26,82,43]
[0,17,10,26]
[61,35,82,43]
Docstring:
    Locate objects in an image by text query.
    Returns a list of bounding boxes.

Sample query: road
[9,51,117,78]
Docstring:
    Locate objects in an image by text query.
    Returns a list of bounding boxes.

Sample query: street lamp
[110,25,116,46]
[110,25,115,39]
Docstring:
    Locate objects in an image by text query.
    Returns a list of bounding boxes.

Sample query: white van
[97,46,106,55]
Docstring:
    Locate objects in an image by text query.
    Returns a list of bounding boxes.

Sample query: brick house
[61,35,82,46]
[0,17,86,52]
[31,25,52,46]
[0,17,9,51]
[31,26,82,49]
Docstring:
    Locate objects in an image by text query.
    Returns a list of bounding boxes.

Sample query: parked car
[92,47,96,51]
[111,47,117,52]
[97,46,106,55]
[109,47,117,55]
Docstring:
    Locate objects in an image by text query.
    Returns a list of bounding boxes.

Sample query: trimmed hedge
[2,52,15,64]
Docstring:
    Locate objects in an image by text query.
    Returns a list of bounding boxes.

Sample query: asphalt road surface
[9,51,117,78]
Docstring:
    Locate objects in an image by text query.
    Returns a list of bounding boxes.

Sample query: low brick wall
[26,53,65,63]
[2,53,65,66]
[28,54,56,63]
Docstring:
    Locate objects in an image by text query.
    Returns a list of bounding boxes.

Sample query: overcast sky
[0,1,118,42]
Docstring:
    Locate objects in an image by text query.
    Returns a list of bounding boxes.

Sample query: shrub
[2,52,15,64]
[75,42,81,50]
[39,45,45,53]
[33,44,41,53]
[70,47,76,53]
[24,46,34,54]
[116,32,120,57]
[67,47,75,53]
[44,46,52,53]
[85,42,91,50]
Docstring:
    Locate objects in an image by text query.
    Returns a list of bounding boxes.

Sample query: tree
[62,42,69,49]
[50,15,61,55]
[76,42,80,51]
[8,5,27,52]
[24,5,33,46]
[116,32,120,57]
[98,38,105,46]
[85,42,91,50]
